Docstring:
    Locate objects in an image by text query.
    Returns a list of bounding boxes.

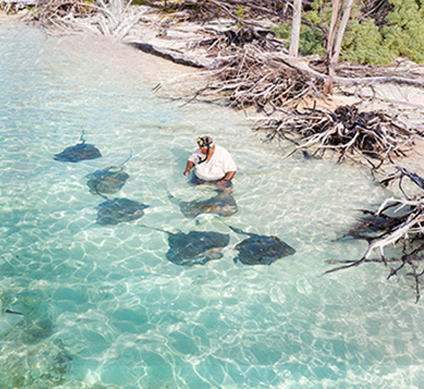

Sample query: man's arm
[217,171,236,186]
[184,160,194,176]
[223,171,236,181]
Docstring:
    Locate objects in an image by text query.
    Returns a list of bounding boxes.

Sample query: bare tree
[289,0,302,57]
[326,0,340,59]
[333,0,353,63]
[324,0,354,95]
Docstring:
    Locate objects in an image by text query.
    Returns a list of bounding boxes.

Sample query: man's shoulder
[215,144,230,154]
[189,149,203,162]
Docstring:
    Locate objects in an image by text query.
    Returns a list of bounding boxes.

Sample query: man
[183,136,236,189]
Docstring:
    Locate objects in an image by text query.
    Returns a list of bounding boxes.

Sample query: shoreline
[2,9,424,181]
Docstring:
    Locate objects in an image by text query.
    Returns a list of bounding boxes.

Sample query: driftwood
[381,166,424,199]
[327,168,424,302]
[287,56,424,89]
[255,104,423,169]
[21,0,148,39]
[188,44,323,111]
[129,42,228,69]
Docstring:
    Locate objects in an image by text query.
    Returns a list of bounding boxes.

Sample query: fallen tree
[254,104,424,170]
[327,167,424,302]
[187,43,322,112]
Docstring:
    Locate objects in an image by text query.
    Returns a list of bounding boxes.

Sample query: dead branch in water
[327,168,424,302]
[381,166,424,199]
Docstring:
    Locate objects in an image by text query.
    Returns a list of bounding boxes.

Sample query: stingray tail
[137,223,178,235]
[5,309,23,315]
[166,190,177,203]
[228,225,247,235]
[79,130,86,144]
[120,149,133,167]
[105,150,133,170]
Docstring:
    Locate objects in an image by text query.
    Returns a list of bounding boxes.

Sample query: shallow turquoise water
[1,19,424,389]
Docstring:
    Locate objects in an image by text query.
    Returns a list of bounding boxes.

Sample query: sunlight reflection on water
[1,18,424,389]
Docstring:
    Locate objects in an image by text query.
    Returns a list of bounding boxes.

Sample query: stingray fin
[180,204,200,218]
[181,249,223,266]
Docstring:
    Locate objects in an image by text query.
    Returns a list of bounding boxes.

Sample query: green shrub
[271,22,325,56]
[342,19,396,65]
[270,22,291,40]
[272,0,424,65]
[236,4,245,19]
[382,0,424,63]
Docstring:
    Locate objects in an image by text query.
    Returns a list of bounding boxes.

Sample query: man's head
[196,136,214,163]
[197,136,214,149]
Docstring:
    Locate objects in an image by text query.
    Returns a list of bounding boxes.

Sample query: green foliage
[236,4,246,28]
[271,3,331,57]
[130,0,150,5]
[271,22,325,56]
[236,4,245,19]
[382,0,424,63]
[130,0,162,5]
[299,25,326,56]
[273,0,424,65]
[342,19,396,64]
[270,22,290,40]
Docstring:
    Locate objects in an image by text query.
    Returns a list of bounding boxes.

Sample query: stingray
[166,230,230,266]
[229,226,296,265]
[96,198,149,225]
[87,153,132,195]
[87,167,129,194]
[54,132,102,162]
[143,226,230,266]
[168,191,238,218]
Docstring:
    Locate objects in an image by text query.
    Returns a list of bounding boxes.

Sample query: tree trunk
[332,0,353,63]
[324,62,335,95]
[326,0,340,58]
[289,0,302,57]
[324,0,346,95]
